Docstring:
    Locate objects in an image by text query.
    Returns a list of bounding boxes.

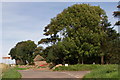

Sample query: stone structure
[34,55,47,66]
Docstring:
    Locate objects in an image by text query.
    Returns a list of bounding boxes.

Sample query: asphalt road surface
[18,70,90,79]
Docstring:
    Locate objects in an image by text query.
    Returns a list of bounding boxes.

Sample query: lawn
[54,64,119,79]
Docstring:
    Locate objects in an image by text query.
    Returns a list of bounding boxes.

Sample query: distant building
[2,57,12,64]
[34,55,47,66]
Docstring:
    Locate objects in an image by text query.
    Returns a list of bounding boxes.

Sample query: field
[54,64,119,79]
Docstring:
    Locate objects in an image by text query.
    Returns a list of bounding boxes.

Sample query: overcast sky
[1,2,119,63]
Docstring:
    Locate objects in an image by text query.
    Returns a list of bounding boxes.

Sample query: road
[18,70,90,79]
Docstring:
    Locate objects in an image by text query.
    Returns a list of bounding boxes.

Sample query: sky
[1,2,119,64]
[1,0,119,2]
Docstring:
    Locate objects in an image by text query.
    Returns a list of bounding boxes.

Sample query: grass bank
[54,64,119,78]
[0,63,10,73]
[54,64,102,71]
[83,64,119,79]
[2,67,21,80]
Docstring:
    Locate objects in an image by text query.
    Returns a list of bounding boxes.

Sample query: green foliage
[39,4,119,65]
[33,46,43,58]
[113,3,120,26]
[106,38,120,64]
[9,40,37,65]
[39,4,105,45]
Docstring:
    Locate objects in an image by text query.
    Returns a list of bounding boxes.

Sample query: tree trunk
[82,57,84,64]
[78,57,81,64]
[62,59,65,65]
[101,55,104,64]
[15,59,21,65]
[15,59,18,65]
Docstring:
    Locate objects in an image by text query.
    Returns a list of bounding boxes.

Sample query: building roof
[34,55,44,61]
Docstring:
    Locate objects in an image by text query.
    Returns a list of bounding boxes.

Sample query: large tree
[113,1,120,26]
[9,40,37,65]
[113,1,120,34]
[39,4,119,65]
[39,4,106,44]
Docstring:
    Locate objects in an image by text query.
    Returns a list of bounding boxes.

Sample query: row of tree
[9,4,120,65]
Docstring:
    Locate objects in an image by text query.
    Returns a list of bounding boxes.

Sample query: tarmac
[18,70,90,79]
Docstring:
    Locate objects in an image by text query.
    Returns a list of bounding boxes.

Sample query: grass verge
[54,64,101,71]
[54,64,119,79]
[15,67,30,70]
[83,65,119,79]
[2,68,21,80]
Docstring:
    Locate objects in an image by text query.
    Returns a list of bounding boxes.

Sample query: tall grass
[0,63,10,79]
[0,63,9,73]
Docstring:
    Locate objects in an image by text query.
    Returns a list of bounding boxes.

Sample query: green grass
[15,67,30,70]
[2,68,21,80]
[83,65,119,79]
[54,64,101,71]
[54,64,119,79]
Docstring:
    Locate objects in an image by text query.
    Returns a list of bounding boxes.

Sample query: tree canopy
[38,4,119,65]
[9,40,37,65]
[9,4,119,66]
